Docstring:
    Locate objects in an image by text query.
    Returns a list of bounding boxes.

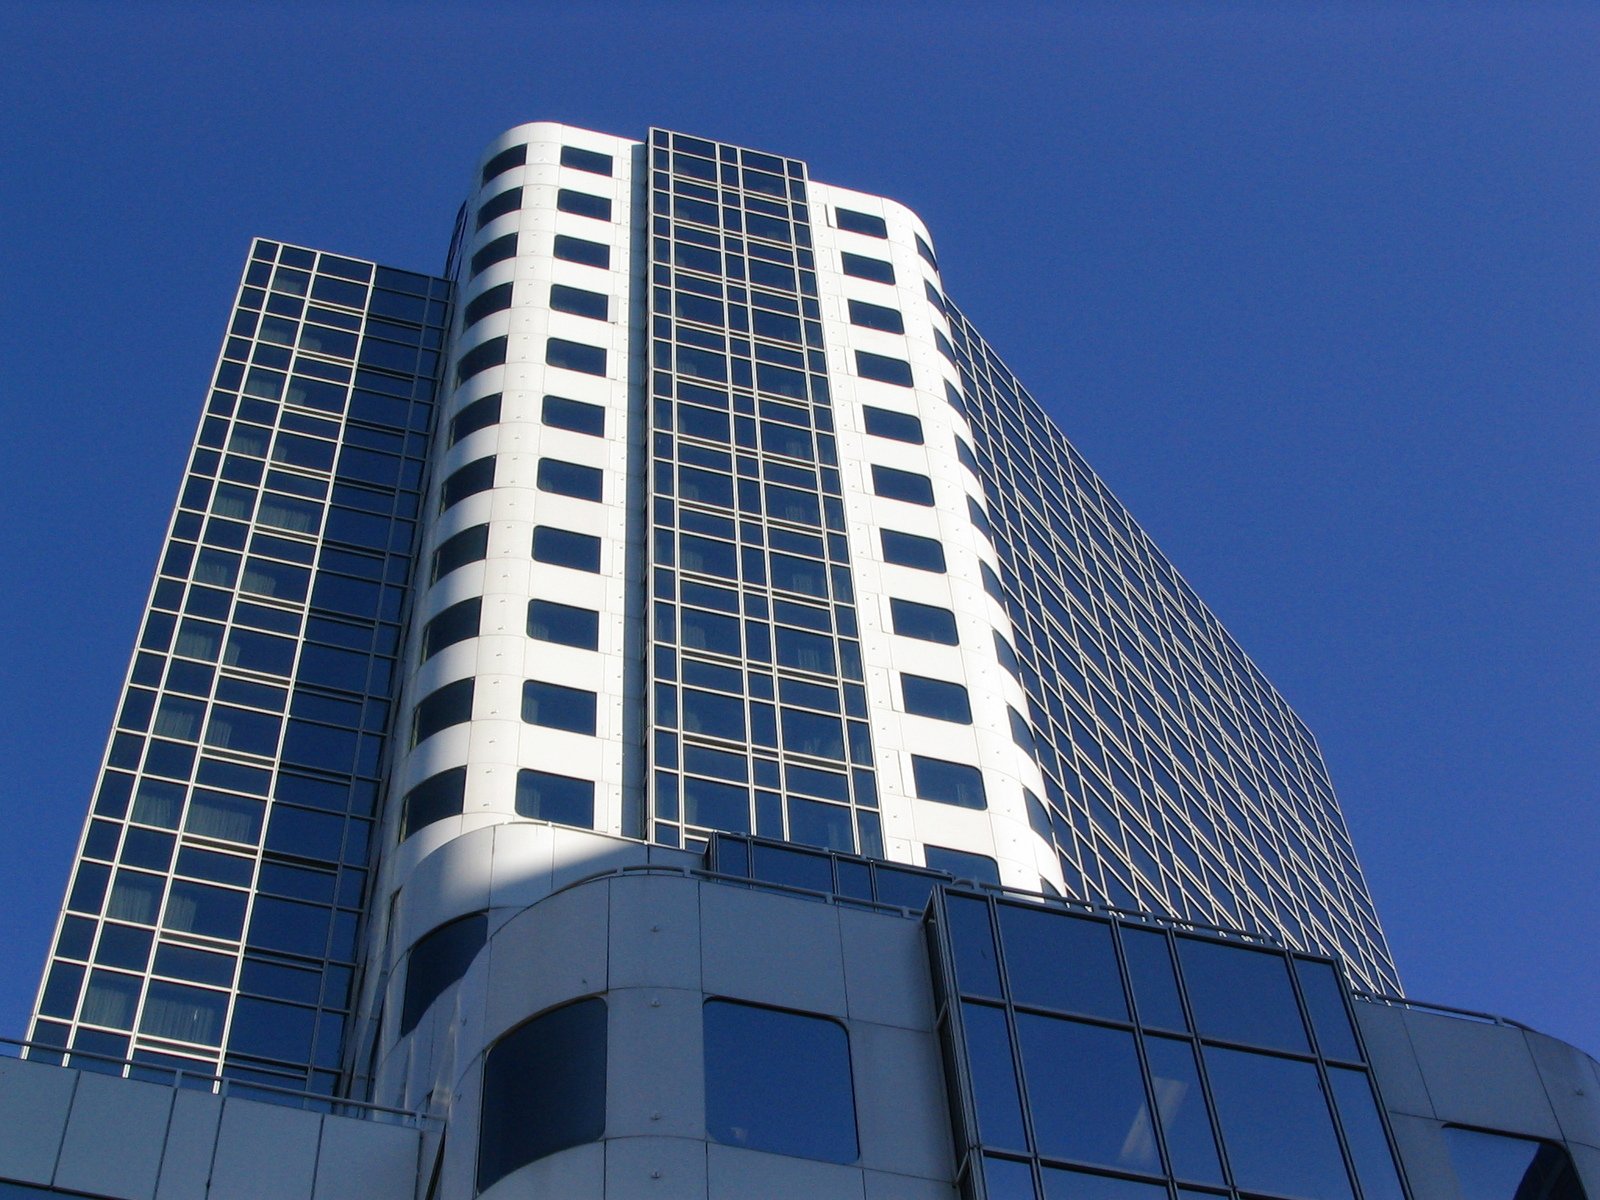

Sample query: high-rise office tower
[10,124,1593,1200]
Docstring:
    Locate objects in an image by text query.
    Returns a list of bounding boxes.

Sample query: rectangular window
[553,235,610,269]
[449,394,501,446]
[400,767,466,839]
[704,999,857,1164]
[870,465,934,507]
[901,674,973,724]
[481,144,525,187]
[413,679,474,747]
[543,394,606,436]
[432,523,489,583]
[440,456,496,512]
[515,769,595,827]
[890,598,958,645]
[547,338,607,377]
[476,186,522,230]
[847,299,904,334]
[911,754,987,809]
[528,599,600,649]
[532,526,602,573]
[880,529,946,572]
[856,350,914,387]
[550,284,608,320]
[464,283,513,328]
[536,458,603,502]
[420,598,481,662]
[841,252,895,285]
[522,680,597,735]
[456,336,507,385]
[560,145,614,176]
[863,406,923,444]
[556,188,612,221]
[835,208,888,238]
[915,232,938,269]
[470,233,517,278]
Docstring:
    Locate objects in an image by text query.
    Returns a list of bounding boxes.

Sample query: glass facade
[28,240,449,1094]
[928,887,1409,1200]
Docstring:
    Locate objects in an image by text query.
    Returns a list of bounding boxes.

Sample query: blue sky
[1,2,1594,1056]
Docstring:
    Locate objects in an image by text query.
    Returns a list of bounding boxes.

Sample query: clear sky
[1,2,1594,1057]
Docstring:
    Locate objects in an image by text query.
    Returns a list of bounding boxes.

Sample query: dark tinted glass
[400,913,487,1035]
[537,457,603,501]
[880,529,946,572]
[1177,938,1308,1053]
[998,907,1126,1020]
[835,208,888,238]
[1204,1046,1352,1200]
[964,1001,1026,1150]
[1017,1014,1157,1173]
[856,351,914,387]
[556,188,612,220]
[902,674,973,724]
[470,233,517,278]
[890,597,959,644]
[872,464,934,506]
[420,598,481,662]
[945,893,1001,995]
[1330,1068,1406,1200]
[560,145,613,175]
[1295,957,1361,1061]
[924,846,999,884]
[532,526,601,572]
[400,767,466,838]
[455,336,507,384]
[514,769,594,827]
[546,337,607,377]
[527,599,599,648]
[841,252,895,284]
[475,186,522,229]
[477,998,607,1191]
[448,394,500,445]
[413,679,473,746]
[552,235,610,269]
[543,394,606,436]
[912,755,987,809]
[480,144,525,187]
[704,1000,857,1164]
[463,282,513,328]
[550,284,608,320]
[521,680,597,734]
[432,523,489,583]
[1444,1128,1583,1200]
[440,456,495,511]
[1144,1036,1224,1183]
[1121,927,1186,1030]
[863,405,922,443]
[847,298,904,333]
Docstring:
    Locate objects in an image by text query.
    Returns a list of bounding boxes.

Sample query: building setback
[8,123,1595,1200]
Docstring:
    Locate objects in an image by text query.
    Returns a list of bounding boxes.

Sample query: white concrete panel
[483,879,609,1040]
[708,1144,866,1200]
[850,1023,953,1180]
[609,873,703,992]
[1400,1011,1561,1138]
[475,1142,603,1200]
[700,884,847,1017]
[208,1099,323,1200]
[311,1115,422,1200]
[154,1088,224,1200]
[0,1055,74,1184]
[604,1136,708,1200]
[606,987,705,1140]
[839,907,933,1031]
[56,1071,174,1200]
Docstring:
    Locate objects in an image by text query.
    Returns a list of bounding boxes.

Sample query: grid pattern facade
[939,307,1399,993]
[28,240,449,1093]
[645,128,883,855]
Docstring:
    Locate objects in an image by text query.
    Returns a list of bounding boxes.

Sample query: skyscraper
[8,123,1593,1200]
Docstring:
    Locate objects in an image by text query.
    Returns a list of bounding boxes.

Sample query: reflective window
[856,351,914,387]
[704,999,857,1164]
[481,144,525,187]
[1329,1068,1406,1200]
[1121,927,1186,1031]
[871,464,935,506]
[550,283,608,320]
[902,674,973,724]
[1143,1036,1223,1183]
[432,523,489,583]
[420,598,480,662]
[399,912,486,1036]
[863,405,923,444]
[1177,937,1308,1053]
[997,906,1125,1020]
[881,528,946,572]
[543,394,606,436]
[912,755,987,809]
[521,681,597,735]
[890,597,959,644]
[440,456,495,512]
[848,298,904,333]
[515,769,595,828]
[463,282,512,328]
[560,145,613,176]
[477,998,607,1191]
[400,767,466,838]
[537,457,603,501]
[546,337,607,377]
[1203,1045,1352,1200]
[556,188,612,221]
[412,679,474,746]
[532,526,602,573]
[835,208,888,238]
[964,1002,1026,1150]
[470,233,516,279]
[1444,1127,1583,1200]
[527,599,599,649]
[456,336,508,384]
[925,846,999,884]
[475,186,521,230]
[1295,958,1361,1061]
[449,394,501,446]
[1016,1014,1157,1173]
[841,252,895,284]
[552,235,610,269]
